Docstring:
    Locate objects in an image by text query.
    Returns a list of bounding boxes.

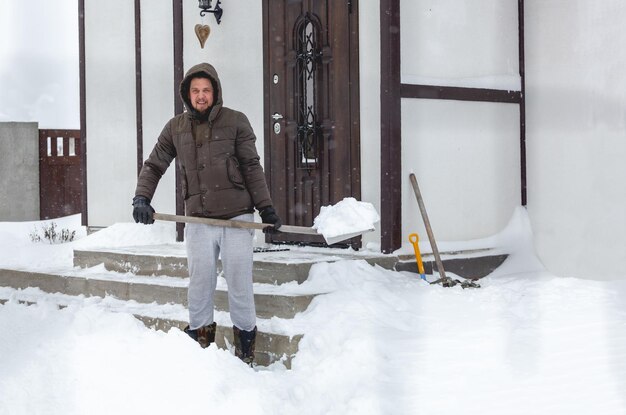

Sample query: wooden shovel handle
[152,213,319,236]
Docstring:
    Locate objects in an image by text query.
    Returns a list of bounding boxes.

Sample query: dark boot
[233,325,257,366]
[183,322,217,348]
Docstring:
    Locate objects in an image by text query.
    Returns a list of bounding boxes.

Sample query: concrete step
[0,268,316,319]
[1,245,508,368]
[0,289,301,367]
[137,316,302,368]
[396,249,509,279]
[73,244,506,284]
[73,245,399,285]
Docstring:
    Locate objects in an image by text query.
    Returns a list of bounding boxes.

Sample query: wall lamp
[199,0,223,25]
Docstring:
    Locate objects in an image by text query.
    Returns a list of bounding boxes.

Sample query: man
[132,62,281,366]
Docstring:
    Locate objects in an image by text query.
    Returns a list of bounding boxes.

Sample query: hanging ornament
[195,24,211,48]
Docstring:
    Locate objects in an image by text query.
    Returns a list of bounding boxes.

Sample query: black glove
[132,195,155,224]
[260,206,282,233]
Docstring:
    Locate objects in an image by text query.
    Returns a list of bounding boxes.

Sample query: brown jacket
[135,63,272,219]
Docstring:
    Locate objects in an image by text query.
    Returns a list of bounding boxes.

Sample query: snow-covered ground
[1,210,625,414]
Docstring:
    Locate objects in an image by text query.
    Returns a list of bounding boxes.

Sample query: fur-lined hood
[179,62,223,122]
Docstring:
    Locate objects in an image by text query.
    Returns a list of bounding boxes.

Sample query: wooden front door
[263,0,360,246]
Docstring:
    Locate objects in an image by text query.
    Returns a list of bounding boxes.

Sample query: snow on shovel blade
[313,197,380,244]
[322,228,375,245]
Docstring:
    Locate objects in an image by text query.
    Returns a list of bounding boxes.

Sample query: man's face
[189,77,214,113]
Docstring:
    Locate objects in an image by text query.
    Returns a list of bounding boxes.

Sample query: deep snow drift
[1,209,626,414]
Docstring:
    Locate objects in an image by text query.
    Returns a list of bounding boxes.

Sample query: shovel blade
[322,228,375,245]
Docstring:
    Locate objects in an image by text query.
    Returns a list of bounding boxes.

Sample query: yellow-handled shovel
[408,233,427,280]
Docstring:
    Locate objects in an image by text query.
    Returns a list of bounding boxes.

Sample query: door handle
[272,113,284,134]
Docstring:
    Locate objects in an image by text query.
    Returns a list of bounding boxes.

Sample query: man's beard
[195,106,212,121]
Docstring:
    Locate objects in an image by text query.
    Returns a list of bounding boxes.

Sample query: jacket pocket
[226,157,245,190]
[180,167,189,199]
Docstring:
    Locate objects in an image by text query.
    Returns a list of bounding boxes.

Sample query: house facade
[78,0,626,280]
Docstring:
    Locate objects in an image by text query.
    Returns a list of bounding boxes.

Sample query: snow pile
[2,262,626,414]
[0,215,178,270]
[73,222,176,250]
[313,197,380,241]
[0,300,259,414]
[0,214,86,271]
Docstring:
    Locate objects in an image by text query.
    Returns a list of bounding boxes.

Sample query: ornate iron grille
[295,13,322,170]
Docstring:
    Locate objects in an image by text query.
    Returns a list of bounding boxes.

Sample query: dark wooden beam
[401,84,522,104]
[518,0,527,206]
[262,0,271,188]
[173,0,184,116]
[349,0,362,205]
[78,0,88,227]
[173,0,184,241]
[380,0,402,254]
[134,0,143,176]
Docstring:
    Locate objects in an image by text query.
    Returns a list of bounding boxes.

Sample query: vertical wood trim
[518,0,527,206]
[350,0,362,203]
[78,0,88,226]
[134,0,144,176]
[173,0,184,240]
[173,0,184,116]
[262,0,271,189]
[380,0,402,254]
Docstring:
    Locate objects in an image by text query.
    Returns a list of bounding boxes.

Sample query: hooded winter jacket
[135,63,273,219]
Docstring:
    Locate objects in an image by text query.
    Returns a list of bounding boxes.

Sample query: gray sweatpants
[184,213,256,331]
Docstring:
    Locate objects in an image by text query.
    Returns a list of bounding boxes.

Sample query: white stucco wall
[84,0,137,226]
[401,0,520,88]
[401,99,520,241]
[399,0,521,245]
[358,3,382,248]
[183,1,265,164]
[525,1,626,279]
[139,0,176,217]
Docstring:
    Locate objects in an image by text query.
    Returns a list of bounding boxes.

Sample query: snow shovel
[408,173,480,289]
[152,213,369,245]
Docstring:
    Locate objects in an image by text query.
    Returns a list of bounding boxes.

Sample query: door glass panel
[56,137,64,156]
[295,13,321,170]
[69,137,76,156]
